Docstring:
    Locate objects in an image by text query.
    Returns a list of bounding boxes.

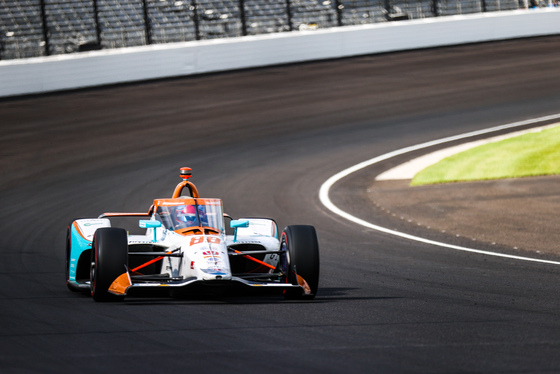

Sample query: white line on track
[319,114,560,266]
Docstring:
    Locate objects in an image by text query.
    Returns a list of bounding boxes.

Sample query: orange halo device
[172,167,199,198]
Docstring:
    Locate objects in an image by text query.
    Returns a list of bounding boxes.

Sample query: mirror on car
[139,220,162,229]
[230,220,249,242]
[230,219,249,229]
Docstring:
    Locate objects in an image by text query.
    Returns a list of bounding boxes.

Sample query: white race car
[66,167,319,301]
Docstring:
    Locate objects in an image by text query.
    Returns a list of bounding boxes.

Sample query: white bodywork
[122,217,283,293]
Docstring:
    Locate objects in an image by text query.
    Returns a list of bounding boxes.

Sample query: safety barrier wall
[1,8,559,98]
[0,0,527,60]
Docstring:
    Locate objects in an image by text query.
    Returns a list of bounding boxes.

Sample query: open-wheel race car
[65,167,319,301]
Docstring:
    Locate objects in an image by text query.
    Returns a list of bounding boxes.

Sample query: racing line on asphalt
[319,113,560,266]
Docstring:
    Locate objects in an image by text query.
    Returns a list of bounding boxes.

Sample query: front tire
[90,228,128,302]
[281,225,320,300]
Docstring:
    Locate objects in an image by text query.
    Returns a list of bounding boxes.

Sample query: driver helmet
[176,205,198,225]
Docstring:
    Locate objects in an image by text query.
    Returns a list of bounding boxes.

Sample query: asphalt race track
[1,36,560,373]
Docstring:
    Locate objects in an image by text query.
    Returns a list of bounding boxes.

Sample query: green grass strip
[411,125,560,186]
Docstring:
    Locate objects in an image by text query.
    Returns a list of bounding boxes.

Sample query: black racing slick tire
[281,225,320,300]
[90,228,128,302]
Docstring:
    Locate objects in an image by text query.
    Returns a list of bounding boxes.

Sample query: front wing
[109,275,308,297]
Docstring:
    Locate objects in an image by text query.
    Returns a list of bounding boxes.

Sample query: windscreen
[155,198,224,232]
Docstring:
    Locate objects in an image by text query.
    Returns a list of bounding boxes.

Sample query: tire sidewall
[281,225,320,298]
[91,227,128,302]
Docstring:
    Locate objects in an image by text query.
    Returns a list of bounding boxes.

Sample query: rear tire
[90,228,128,302]
[281,225,320,300]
